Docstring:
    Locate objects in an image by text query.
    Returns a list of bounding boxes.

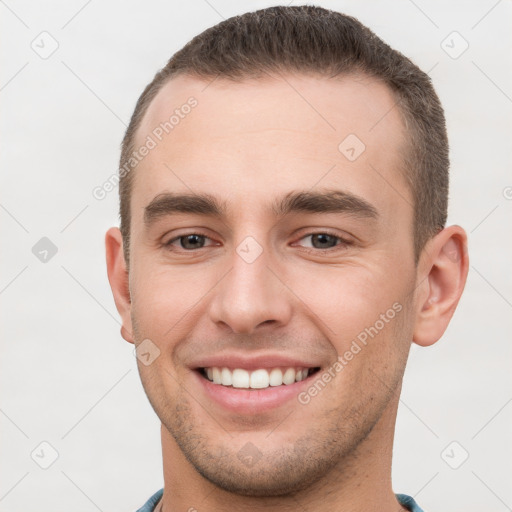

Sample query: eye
[163,231,351,253]
[295,232,350,252]
[165,233,215,251]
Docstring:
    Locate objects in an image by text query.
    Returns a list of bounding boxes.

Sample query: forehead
[138,72,406,147]
[132,72,410,221]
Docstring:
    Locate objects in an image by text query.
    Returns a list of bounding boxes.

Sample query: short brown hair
[119,5,448,264]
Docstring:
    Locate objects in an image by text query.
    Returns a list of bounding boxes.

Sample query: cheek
[130,263,217,341]
[290,265,404,337]
[286,264,413,385]
[130,251,414,355]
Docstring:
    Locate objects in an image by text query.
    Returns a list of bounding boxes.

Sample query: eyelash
[163,231,352,254]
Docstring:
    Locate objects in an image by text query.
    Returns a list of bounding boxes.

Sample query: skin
[106,72,468,511]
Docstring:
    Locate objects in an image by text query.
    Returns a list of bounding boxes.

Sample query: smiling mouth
[198,366,321,389]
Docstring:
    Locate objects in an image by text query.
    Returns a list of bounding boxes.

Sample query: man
[105,5,468,511]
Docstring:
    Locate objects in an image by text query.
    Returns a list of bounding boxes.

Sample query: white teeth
[221,367,232,386]
[269,368,283,386]
[250,369,269,389]
[204,367,312,389]
[212,367,222,384]
[282,368,296,385]
[232,369,250,388]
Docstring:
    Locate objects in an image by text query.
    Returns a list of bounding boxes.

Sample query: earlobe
[413,226,469,347]
[105,227,134,344]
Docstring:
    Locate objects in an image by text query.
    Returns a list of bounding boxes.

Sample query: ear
[105,227,134,343]
[413,225,469,347]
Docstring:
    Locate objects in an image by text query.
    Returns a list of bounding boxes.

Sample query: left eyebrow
[272,189,379,219]
[143,188,379,228]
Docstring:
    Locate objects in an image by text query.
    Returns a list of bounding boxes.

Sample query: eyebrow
[143,189,378,227]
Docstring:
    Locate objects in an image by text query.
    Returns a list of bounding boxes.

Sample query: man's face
[125,73,419,495]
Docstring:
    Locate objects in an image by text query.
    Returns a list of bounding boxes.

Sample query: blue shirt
[135,488,425,511]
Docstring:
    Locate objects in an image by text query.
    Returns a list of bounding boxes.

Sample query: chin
[192,453,332,497]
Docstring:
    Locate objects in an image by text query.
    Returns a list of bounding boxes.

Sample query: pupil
[181,234,204,249]
[312,234,336,248]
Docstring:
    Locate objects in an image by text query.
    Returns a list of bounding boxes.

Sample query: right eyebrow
[144,192,227,228]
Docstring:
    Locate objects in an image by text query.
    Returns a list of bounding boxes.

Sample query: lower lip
[193,370,315,414]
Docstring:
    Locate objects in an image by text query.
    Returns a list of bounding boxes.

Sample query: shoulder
[135,488,164,512]
[396,493,425,512]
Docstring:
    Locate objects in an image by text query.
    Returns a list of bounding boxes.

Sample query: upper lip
[191,352,322,371]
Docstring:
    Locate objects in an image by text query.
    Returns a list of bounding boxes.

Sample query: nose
[207,242,293,334]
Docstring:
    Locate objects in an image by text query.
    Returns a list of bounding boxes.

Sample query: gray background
[1,0,511,510]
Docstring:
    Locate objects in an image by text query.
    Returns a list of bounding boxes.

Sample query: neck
[158,394,405,512]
